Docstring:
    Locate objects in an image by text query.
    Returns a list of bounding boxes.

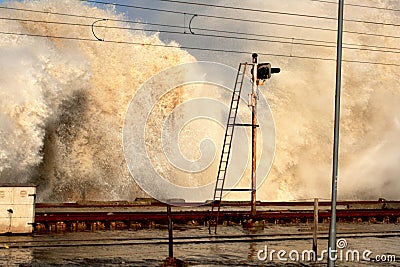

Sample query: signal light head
[257,63,272,80]
[255,63,280,81]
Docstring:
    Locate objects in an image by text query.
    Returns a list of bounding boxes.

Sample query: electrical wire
[0,30,399,67]
[0,5,400,39]
[2,5,399,51]
[145,0,340,21]
[1,5,400,41]
[2,16,399,55]
[78,1,400,33]
[309,0,400,12]
[149,0,400,27]
[78,1,400,38]
[195,27,400,52]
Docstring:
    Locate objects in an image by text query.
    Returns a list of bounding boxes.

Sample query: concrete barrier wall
[0,184,36,234]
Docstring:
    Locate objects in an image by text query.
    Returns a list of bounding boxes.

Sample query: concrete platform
[33,200,400,232]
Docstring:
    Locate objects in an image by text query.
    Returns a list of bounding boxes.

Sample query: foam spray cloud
[156,0,400,201]
[0,15,89,183]
[251,1,400,200]
[0,0,193,201]
[0,0,399,202]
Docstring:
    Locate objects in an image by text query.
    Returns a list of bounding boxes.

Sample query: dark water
[0,223,399,266]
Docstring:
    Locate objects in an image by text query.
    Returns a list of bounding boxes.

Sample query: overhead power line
[2,5,400,40]
[0,30,399,67]
[195,27,400,51]
[2,5,399,46]
[79,1,400,37]
[151,0,400,26]
[309,0,400,12]
[153,0,338,20]
[2,16,400,55]
[83,0,400,27]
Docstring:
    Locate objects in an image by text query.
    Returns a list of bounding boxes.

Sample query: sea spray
[0,0,193,201]
[0,27,90,184]
[254,1,400,201]
[0,0,399,202]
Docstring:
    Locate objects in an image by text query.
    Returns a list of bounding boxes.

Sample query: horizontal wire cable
[1,5,400,46]
[195,27,400,51]
[309,0,400,12]
[2,16,399,54]
[0,30,399,67]
[2,5,399,40]
[150,0,400,27]
[77,1,400,37]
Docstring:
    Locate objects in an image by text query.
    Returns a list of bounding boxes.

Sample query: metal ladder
[209,63,251,234]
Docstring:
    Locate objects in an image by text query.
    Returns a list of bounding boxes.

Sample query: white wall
[0,186,36,234]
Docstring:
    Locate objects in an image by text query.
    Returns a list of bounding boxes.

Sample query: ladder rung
[221,189,254,192]
[233,123,259,127]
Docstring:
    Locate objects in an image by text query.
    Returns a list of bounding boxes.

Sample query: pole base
[161,257,188,267]
[242,219,265,231]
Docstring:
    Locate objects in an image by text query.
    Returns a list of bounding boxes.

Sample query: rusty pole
[313,198,319,261]
[251,53,258,217]
[167,204,173,258]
